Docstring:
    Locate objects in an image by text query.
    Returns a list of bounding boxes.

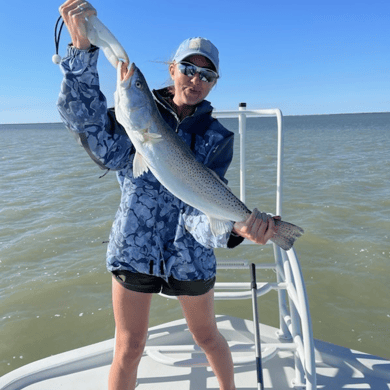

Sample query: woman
[58,2,277,389]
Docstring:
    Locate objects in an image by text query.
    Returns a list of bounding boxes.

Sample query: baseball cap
[173,37,219,74]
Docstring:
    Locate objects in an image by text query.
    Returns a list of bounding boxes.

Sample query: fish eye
[135,80,142,89]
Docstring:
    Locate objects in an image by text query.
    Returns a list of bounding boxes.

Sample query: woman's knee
[114,331,147,364]
[191,325,220,350]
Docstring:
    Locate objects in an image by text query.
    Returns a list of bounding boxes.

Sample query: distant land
[1,112,389,129]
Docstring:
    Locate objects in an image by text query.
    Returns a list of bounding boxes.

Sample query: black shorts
[112,270,216,297]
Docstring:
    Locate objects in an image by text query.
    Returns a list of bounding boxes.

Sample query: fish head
[115,62,154,135]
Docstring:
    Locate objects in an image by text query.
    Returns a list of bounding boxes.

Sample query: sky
[1,0,389,124]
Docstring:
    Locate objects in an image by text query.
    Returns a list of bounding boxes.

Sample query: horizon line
[1,110,389,126]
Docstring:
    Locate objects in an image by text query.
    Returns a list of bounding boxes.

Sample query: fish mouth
[120,62,136,87]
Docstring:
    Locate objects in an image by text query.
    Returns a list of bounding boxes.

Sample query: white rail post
[238,103,247,203]
[275,109,284,216]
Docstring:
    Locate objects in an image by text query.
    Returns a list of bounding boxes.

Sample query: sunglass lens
[200,72,214,83]
[178,63,217,83]
[178,63,194,77]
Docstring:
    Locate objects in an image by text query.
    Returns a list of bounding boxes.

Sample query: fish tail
[271,219,304,251]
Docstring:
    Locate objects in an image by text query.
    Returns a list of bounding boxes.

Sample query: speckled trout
[114,62,304,250]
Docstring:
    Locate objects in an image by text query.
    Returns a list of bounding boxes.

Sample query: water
[1,113,390,377]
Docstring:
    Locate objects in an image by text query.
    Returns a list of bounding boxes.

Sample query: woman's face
[169,55,217,108]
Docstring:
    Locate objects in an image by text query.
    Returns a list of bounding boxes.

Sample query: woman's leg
[178,289,236,390]
[109,278,153,390]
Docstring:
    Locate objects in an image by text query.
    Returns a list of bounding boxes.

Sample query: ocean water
[1,112,390,377]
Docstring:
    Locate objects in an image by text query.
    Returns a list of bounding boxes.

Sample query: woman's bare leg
[108,279,153,390]
[178,289,236,390]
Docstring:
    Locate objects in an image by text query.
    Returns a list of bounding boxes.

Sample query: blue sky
[1,0,389,124]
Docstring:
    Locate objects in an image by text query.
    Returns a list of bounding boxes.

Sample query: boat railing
[157,104,317,389]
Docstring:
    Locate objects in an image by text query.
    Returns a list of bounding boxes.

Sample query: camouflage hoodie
[57,45,242,282]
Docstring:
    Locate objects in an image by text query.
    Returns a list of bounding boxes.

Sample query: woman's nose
[190,72,201,85]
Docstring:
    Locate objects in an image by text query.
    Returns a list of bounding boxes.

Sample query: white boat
[1,107,389,390]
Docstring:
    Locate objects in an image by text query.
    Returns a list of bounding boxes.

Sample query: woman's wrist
[72,39,92,51]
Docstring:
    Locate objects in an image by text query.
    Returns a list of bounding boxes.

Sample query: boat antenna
[53,15,64,64]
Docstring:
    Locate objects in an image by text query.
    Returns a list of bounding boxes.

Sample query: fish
[114,62,304,251]
[86,15,129,68]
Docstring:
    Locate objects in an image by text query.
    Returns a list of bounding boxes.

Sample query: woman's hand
[233,209,280,245]
[59,0,97,50]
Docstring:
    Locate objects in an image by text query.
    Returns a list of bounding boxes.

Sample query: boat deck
[2,315,390,390]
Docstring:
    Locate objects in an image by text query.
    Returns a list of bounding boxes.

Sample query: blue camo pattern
[57,45,235,282]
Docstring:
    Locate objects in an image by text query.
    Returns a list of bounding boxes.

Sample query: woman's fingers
[263,215,276,243]
[59,0,96,49]
[233,209,278,245]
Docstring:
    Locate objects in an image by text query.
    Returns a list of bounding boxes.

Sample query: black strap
[54,16,64,56]
[78,132,110,170]
[72,108,131,174]
[190,133,196,150]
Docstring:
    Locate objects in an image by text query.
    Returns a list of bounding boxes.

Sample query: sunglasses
[177,61,219,83]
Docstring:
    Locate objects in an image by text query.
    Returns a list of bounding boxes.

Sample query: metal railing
[156,104,316,389]
[213,103,284,214]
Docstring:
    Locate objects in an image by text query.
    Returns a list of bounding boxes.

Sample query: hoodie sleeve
[180,124,244,249]
[56,45,133,171]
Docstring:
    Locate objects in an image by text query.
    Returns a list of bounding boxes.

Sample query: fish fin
[271,220,304,250]
[145,132,162,141]
[209,217,234,237]
[133,151,149,178]
[133,130,146,143]
[134,129,163,148]
[143,132,163,148]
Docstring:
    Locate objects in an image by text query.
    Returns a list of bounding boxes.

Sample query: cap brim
[174,51,218,73]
